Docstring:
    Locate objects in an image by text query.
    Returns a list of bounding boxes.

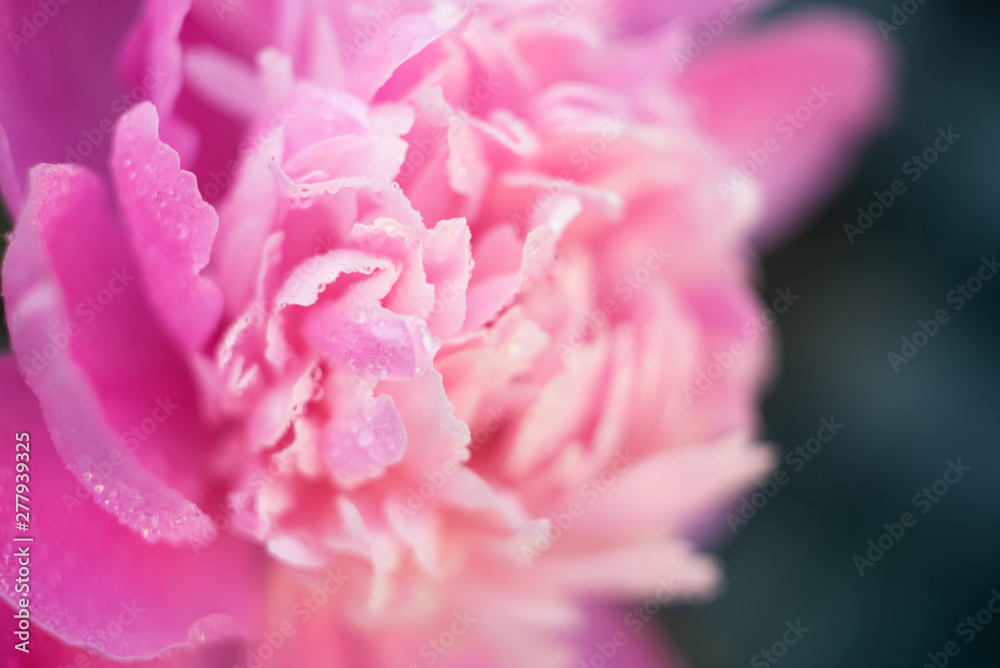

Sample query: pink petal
[569,605,688,668]
[305,303,437,382]
[118,0,193,157]
[110,102,224,352]
[678,10,896,245]
[118,0,189,117]
[0,356,262,660]
[3,164,218,542]
[324,392,408,487]
[0,1,179,213]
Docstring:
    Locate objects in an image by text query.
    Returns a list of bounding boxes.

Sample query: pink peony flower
[0,1,893,666]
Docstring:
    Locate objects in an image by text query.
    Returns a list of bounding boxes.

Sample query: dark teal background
[668,1,1000,666]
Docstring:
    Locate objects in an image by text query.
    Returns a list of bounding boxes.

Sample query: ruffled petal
[0,356,263,659]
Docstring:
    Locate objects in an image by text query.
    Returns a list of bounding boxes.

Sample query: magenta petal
[110,102,224,353]
[4,164,217,543]
[118,0,189,117]
[0,611,246,667]
[0,1,143,212]
[678,10,896,245]
[0,356,262,660]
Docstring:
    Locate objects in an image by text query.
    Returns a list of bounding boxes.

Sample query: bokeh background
[666,0,1000,666]
[0,0,997,667]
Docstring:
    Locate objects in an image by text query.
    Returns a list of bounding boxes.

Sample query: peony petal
[678,10,896,245]
[0,0,142,212]
[568,605,688,668]
[3,164,219,543]
[110,102,224,353]
[0,356,263,659]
